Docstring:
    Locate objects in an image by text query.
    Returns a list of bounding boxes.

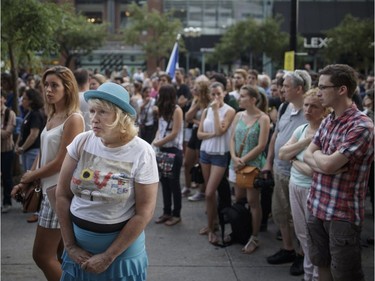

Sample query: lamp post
[183,27,202,72]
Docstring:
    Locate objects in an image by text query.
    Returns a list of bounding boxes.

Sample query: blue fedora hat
[84,82,136,117]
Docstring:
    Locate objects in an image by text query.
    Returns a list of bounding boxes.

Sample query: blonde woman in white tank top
[12,66,84,281]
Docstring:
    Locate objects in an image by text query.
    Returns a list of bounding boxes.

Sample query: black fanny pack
[70,212,129,233]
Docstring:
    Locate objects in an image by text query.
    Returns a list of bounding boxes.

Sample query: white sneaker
[188,191,205,202]
[1,205,11,213]
[181,187,191,197]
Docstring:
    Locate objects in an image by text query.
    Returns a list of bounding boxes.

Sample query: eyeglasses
[318,85,338,91]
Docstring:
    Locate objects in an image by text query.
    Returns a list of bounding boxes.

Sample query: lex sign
[304,37,329,48]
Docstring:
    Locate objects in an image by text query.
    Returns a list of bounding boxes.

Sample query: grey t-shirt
[273,103,307,176]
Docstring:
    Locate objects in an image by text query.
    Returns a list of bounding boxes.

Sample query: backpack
[220,200,252,245]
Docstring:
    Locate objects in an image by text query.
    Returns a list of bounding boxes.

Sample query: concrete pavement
[1,186,374,281]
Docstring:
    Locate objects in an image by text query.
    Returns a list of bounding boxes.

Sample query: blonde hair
[303,88,331,117]
[42,66,80,118]
[88,99,138,140]
[195,80,211,109]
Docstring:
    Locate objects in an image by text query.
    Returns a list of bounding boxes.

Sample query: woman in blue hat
[56,82,159,281]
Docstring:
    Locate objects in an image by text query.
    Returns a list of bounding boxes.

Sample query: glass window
[84,12,103,24]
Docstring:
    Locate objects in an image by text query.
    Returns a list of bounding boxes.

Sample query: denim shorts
[306,214,364,281]
[199,151,229,168]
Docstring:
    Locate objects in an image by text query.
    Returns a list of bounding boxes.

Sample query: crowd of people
[1,63,374,281]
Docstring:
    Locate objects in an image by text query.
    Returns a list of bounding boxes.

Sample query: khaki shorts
[271,172,292,225]
[306,215,364,281]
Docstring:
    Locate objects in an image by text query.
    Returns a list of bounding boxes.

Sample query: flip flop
[242,236,259,254]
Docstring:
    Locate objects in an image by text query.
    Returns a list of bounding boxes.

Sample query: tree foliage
[121,3,183,65]
[1,0,108,112]
[54,4,108,67]
[1,0,60,112]
[320,15,374,74]
[207,16,289,69]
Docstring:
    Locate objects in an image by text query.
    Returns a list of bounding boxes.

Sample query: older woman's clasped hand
[65,245,92,268]
[79,251,113,274]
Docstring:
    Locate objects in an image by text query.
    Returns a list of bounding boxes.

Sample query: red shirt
[307,104,374,225]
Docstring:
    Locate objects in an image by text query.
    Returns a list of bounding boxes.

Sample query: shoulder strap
[63,112,84,128]
[237,115,261,157]
[279,102,289,119]
[78,132,89,156]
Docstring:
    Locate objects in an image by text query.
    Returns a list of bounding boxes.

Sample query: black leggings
[160,147,183,217]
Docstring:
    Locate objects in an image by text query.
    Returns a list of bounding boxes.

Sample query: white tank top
[200,103,232,155]
[40,113,83,193]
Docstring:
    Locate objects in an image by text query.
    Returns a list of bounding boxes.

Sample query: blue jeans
[21,148,39,171]
[1,150,14,206]
[160,147,183,217]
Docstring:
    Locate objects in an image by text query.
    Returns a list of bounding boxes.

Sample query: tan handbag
[235,115,260,189]
[236,166,259,189]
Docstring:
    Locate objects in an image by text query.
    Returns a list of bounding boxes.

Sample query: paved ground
[1,185,374,281]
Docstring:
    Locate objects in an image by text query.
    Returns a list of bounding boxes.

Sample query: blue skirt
[61,224,148,281]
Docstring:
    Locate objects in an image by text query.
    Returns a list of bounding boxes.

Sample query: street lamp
[183,27,202,72]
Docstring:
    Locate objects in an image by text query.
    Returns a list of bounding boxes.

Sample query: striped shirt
[307,104,374,226]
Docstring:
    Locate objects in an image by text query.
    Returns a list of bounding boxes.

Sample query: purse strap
[236,114,261,157]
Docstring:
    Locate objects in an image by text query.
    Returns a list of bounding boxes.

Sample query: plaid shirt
[307,104,374,226]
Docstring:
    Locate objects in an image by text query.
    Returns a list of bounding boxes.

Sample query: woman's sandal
[208,232,220,245]
[242,236,259,254]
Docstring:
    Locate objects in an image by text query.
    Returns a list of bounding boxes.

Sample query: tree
[1,1,108,113]
[121,3,183,69]
[207,16,289,71]
[54,4,108,68]
[320,15,374,74]
[1,0,60,113]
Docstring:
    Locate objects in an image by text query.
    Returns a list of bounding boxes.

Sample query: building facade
[71,0,373,75]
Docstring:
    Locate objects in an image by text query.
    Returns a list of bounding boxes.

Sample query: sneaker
[1,205,11,213]
[181,187,191,197]
[290,254,304,276]
[188,191,205,202]
[267,249,296,265]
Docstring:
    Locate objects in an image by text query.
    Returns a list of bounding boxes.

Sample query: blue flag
[166,40,179,79]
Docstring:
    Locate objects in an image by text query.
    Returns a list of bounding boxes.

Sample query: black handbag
[190,163,204,186]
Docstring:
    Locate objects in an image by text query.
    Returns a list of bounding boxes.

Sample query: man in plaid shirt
[304,64,374,281]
